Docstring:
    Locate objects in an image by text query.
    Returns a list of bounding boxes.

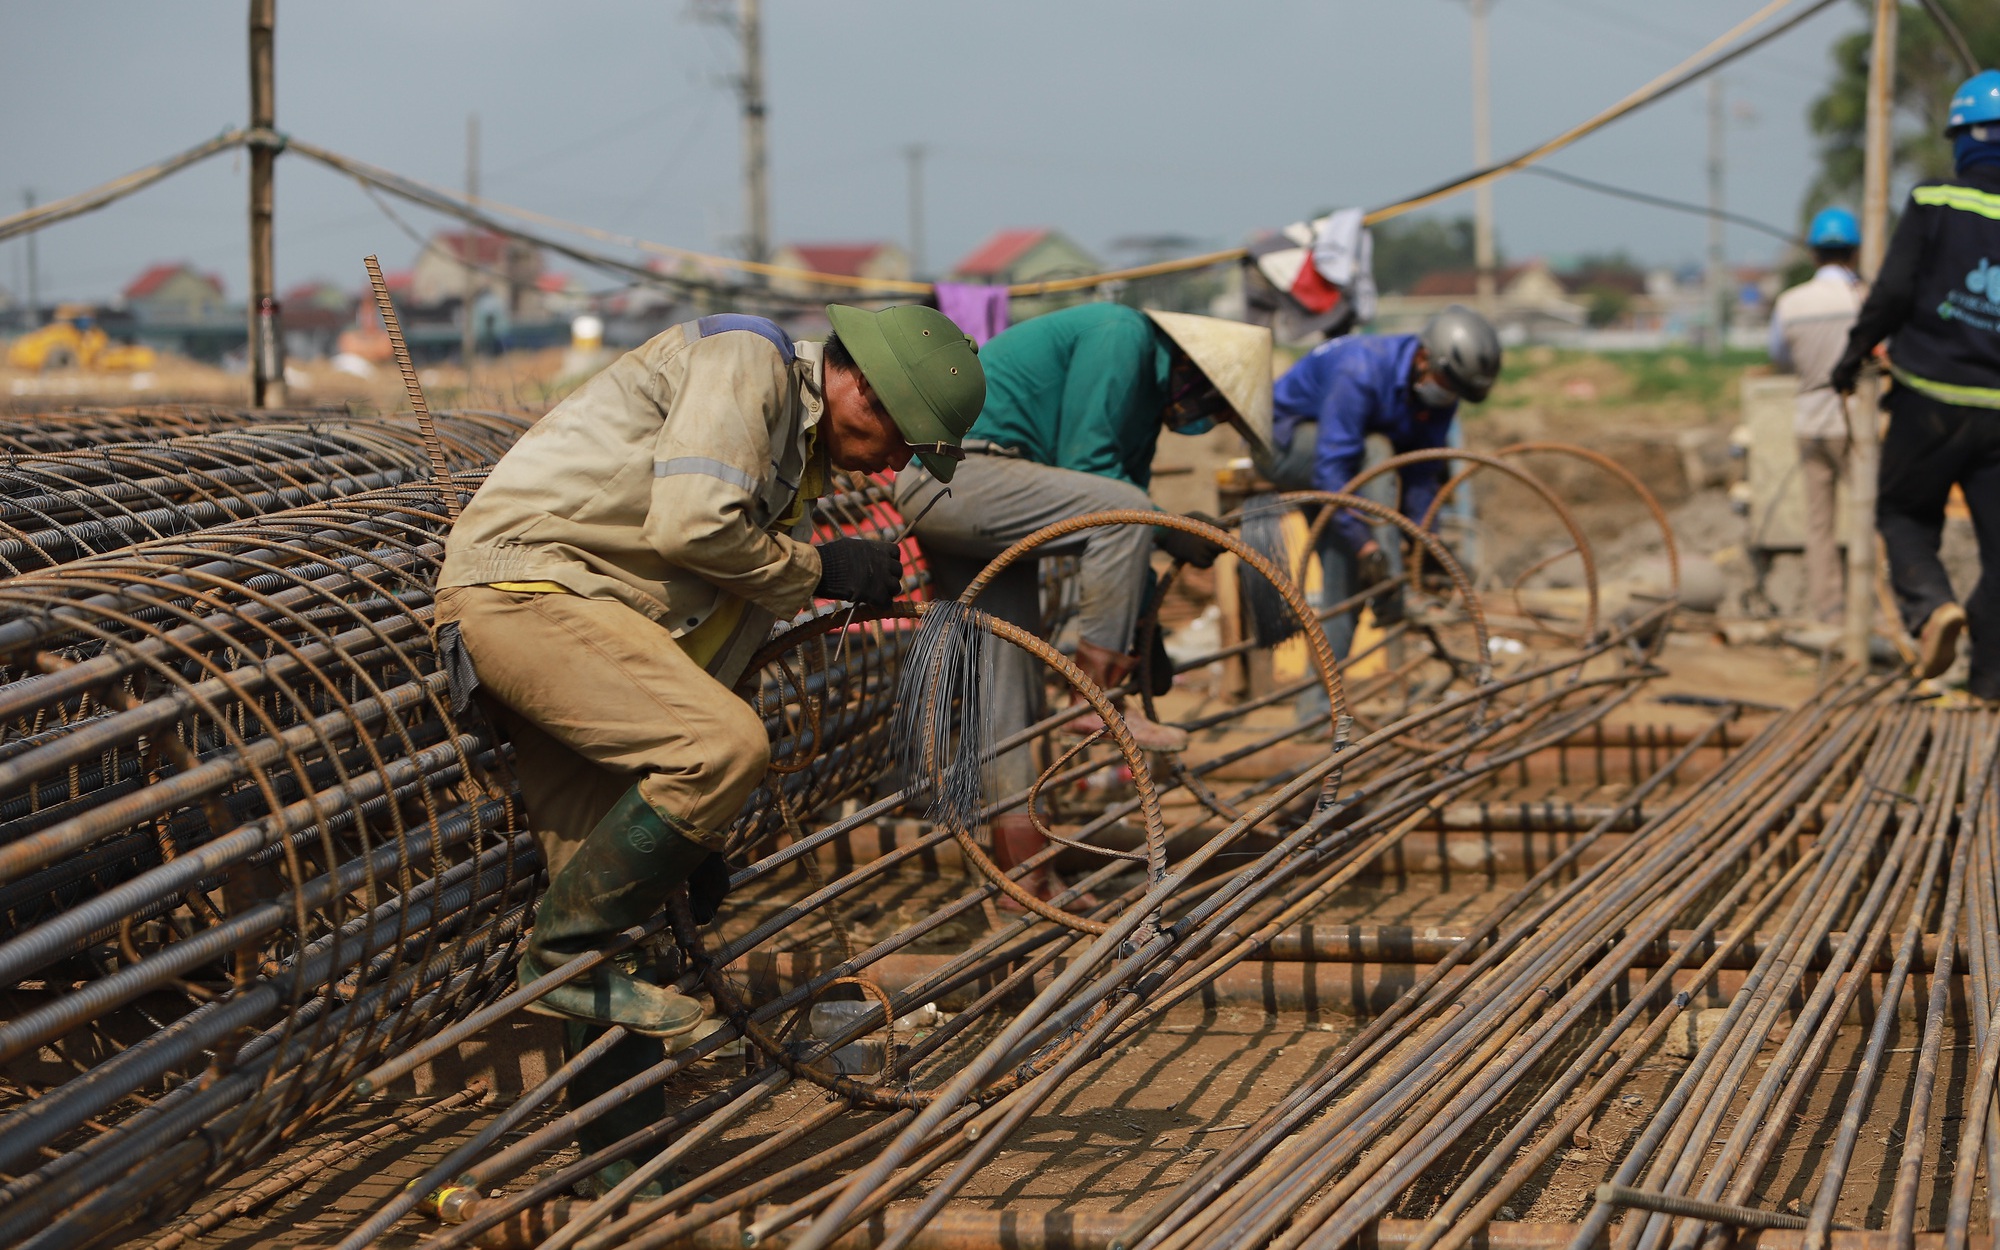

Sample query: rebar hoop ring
[1341,447,1602,641]
[955,509,1349,732]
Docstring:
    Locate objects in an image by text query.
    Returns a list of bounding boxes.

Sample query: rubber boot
[1063,639,1188,753]
[564,1022,669,1200]
[519,784,708,1037]
[990,812,1097,912]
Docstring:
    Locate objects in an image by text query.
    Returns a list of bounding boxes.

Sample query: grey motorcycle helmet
[1419,304,1502,403]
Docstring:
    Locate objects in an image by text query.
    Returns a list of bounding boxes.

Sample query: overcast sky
[2,1,1867,305]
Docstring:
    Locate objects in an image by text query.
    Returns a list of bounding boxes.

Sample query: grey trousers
[894,455,1156,800]
[1798,435,1848,624]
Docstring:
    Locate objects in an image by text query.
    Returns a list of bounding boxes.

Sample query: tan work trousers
[434,585,769,873]
[1798,436,1849,624]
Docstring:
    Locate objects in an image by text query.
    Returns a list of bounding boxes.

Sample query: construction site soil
[119,631,1932,1250]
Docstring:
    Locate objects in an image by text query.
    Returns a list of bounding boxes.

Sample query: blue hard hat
[1946,69,2000,133]
[1808,206,1861,249]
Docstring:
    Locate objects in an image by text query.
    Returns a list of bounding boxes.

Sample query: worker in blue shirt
[1264,305,1502,662]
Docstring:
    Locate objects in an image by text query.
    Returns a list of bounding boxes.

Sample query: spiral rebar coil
[0,463,939,1249]
[0,414,532,575]
[0,483,523,1248]
[0,405,431,455]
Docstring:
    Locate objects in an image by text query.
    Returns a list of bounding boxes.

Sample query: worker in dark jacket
[1833,70,2000,697]
[1266,305,1501,662]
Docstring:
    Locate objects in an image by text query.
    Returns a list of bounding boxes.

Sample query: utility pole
[22,190,37,326]
[247,0,285,407]
[1704,76,1727,360]
[904,144,927,280]
[739,0,770,266]
[1469,0,1497,315]
[463,113,479,389]
[1845,0,1897,666]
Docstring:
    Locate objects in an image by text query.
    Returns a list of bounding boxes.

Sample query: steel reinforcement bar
[0,465,925,1250]
[0,436,1722,1250]
[0,413,532,575]
[284,450,1687,1250]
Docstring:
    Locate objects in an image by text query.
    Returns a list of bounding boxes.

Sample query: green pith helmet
[825,304,985,482]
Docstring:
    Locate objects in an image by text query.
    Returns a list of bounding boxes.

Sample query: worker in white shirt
[1768,207,1864,624]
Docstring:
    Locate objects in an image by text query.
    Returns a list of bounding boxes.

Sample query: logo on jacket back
[1939,257,2000,332]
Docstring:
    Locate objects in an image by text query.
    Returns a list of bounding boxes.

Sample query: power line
[0,0,1844,300]
[1371,0,1844,226]
[1519,164,1800,244]
[1535,0,1830,87]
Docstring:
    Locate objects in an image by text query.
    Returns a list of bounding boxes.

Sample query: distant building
[410,230,545,318]
[947,229,1100,319]
[282,281,355,359]
[535,271,594,320]
[769,242,910,300]
[1732,264,1781,324]
[950,228,1098,286]
[123,264,228,324]
[1373,260,1586,342]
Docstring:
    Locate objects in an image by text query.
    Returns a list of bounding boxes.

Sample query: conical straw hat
[1144,310,1274,458]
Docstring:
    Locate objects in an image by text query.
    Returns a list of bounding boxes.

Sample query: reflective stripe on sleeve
[654,457,759,492]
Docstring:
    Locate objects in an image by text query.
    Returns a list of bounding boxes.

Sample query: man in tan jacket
[436,304,981,1191]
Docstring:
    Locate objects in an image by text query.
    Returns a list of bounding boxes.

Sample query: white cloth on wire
[1310,207,1377,323]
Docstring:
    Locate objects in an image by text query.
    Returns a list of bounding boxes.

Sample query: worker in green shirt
[894,302,1271,901]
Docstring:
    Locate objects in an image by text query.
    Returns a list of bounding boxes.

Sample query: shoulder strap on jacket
[692,313,797,363]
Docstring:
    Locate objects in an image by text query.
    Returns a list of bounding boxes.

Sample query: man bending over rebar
[1263,304,1501,678]
[894,303,1271,902]
[434,304,982,1193]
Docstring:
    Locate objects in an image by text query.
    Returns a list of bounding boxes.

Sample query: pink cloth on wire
[934,282,1010,345]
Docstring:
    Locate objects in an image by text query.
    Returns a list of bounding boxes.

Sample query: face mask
[1412,377,1459,410]
[1956,127,2000,173]
[1163,363,1225,435]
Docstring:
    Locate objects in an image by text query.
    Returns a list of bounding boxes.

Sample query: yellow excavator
[7,304,157,372]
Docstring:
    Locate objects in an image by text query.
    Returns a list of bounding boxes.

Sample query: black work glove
[1145,625,1176,698]
[1355,545,1405,626]
[1829,350,1864,396]
[1355,545,1390,591]
[1154,511,1226,569]
[814,537,902,605]
[687,852,733,926]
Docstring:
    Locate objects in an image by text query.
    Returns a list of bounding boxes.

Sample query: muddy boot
[519,785,708,1038]
[1063,639,1188,753]
[564,1022,669,1200]
[990,812,1098,911]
